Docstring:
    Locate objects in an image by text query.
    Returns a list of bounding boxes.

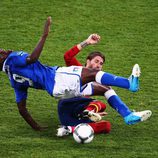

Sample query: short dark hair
[86,51,105,63]
[0,49,13,64]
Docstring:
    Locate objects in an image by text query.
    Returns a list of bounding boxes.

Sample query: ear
[86,59,91,66]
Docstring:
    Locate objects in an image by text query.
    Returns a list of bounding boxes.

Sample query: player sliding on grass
[57,97,111,136]
[0,16,152,131]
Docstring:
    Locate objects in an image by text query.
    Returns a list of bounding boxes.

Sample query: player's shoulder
[11,51,28,56]
[8,51,29,59]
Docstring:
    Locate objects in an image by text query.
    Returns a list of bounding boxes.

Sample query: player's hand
[43,16,52,37]
[86,34,100,45]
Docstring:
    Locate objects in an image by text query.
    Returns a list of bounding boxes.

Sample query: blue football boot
[124,110,152,125]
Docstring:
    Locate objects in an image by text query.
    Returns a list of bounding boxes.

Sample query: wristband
[80,40,88,48]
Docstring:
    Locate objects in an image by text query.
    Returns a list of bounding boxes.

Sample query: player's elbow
[64,53,68,61]
[26,56,38,64]
[64,53,73,66]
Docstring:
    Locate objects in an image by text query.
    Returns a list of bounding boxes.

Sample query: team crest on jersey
[73,67,80,72]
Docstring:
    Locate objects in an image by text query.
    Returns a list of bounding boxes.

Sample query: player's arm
[77,33,100,50]
[17,100,46,131]
[26,16,52,64]
[64,34,100,66]
[64,46,82,66]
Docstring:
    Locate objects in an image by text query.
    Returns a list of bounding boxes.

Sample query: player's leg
[92,83,152,125]
[85,100,106,113]
[57,121,111,136]
[81,64,141,92]
[81,82,143,124]
[88,121,111,134]
[80,82,108,122]
[57,97,93,137]
[56,97,111,136]
[85,82,132,118]
[59,121,111,135]
[92,83,132,121]
[104,89,152,124]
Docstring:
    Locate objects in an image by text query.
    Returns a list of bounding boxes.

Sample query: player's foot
[81,110,102,122]
[124,110,152,125]
[129,64,141,92]
[56,126,72,137]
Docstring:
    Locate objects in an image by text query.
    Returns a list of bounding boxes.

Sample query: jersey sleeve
[14,87,28,103]
[64,45,83,66]
[11,51,29,67]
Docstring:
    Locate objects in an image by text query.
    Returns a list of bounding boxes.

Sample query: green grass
[0,0,158,157]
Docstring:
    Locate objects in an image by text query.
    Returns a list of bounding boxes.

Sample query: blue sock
[96,72,130,89]
[105,90,131,117]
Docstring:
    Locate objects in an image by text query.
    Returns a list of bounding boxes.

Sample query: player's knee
[81,68,100,84]
[97,101,107,111]
[101,102,106,111]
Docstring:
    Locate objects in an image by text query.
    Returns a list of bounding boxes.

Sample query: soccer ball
[73,123,94,144]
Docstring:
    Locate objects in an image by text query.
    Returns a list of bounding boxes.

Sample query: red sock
[88,121,111,134]
[70,121,111,134]
[69,126,75,133]
[85,101,106,112]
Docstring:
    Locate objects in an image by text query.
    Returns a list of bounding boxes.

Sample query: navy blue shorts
[58,97,94,126]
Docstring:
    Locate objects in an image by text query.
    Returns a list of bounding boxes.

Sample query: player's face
[86,56,104,70]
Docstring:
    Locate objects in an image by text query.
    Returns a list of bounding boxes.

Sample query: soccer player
[57,97,111,136]
[0,16,152,131]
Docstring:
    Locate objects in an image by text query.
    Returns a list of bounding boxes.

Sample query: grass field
[0,0,158,157]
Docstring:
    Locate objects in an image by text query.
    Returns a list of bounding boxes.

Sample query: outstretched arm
[64,34,100,66]
[26,16,52,64]
[17,100,47,131]
[77,33,100,50]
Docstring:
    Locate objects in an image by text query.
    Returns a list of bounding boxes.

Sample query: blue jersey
[3,51,57,103]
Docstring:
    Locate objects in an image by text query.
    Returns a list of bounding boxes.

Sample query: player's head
[0,49,12,71]
[85,51,105,70]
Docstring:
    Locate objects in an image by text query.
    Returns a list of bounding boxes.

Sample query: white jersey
[53,66,83,99]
